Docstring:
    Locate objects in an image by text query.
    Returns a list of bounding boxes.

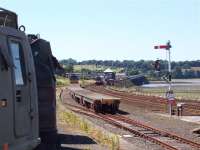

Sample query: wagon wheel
[110,104,116,114]
[111,103,119,114]
[94,101,102,113]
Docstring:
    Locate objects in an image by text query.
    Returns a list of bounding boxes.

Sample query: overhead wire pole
[154,41,173,115]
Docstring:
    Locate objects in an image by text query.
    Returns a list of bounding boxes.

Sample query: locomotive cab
[95,76,104,85]
[0,7,40,150]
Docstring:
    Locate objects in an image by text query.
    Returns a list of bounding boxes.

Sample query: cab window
[10,41,25,85]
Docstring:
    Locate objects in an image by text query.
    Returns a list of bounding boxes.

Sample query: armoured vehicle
[0,7,59,150]
[29,34,58,150]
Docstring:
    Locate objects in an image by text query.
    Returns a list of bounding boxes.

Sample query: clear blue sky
[1,0,200,61]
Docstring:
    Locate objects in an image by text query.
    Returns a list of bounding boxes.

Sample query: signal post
[154,41,174,116]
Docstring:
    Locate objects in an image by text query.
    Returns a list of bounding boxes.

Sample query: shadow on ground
[60,147,84,150]
[59,134,97,145]
[117,109,129,115]
[35,134,97,150]
[59,134,97,150]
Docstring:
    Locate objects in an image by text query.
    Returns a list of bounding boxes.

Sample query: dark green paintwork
[0,21,39,150]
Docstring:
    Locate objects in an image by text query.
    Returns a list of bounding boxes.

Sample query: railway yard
[1,3,200,150]
[59,83,200,150]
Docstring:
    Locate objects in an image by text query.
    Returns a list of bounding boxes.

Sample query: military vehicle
[0,7,59,150]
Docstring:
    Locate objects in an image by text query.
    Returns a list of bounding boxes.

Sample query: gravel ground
[61,86,200,150]
[61,88,161,149]
[119,101,200,143]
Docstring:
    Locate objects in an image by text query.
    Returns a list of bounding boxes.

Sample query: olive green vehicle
[0,7,40,150]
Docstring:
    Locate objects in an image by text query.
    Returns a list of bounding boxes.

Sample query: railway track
[62,102,200,150]
[87,85,200,115]
[87,85,170,112]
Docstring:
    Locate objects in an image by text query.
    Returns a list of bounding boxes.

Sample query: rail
[62,102,200,150]
[88,85,200,115]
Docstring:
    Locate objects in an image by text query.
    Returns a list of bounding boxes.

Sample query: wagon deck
[68,85,120,113]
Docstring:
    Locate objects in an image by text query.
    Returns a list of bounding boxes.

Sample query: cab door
[8,37,32,137]
[0,35,13,145]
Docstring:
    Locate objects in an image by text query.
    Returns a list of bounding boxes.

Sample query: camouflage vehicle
[0,7,59,150]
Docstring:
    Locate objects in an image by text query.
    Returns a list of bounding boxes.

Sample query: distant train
[104,71,116,86]
[69,74,79,84]
[95,74,115,86]
[68,85,120,114]
[95,76,104,85]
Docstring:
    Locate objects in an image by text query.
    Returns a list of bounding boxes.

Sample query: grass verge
[56,76,70,87]
[79,79,95,87]
[110,86,200,101]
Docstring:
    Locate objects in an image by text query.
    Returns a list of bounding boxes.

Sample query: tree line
[60,58,200,79]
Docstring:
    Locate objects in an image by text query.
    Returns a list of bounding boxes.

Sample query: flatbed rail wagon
[68,85,120,114]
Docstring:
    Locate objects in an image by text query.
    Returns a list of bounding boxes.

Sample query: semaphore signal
[154,40,174,116]
[154,41,172,50]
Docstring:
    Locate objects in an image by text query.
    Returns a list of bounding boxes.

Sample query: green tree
[64,64,74,73]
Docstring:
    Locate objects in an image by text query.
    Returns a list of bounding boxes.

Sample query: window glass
[10,42,24,85]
